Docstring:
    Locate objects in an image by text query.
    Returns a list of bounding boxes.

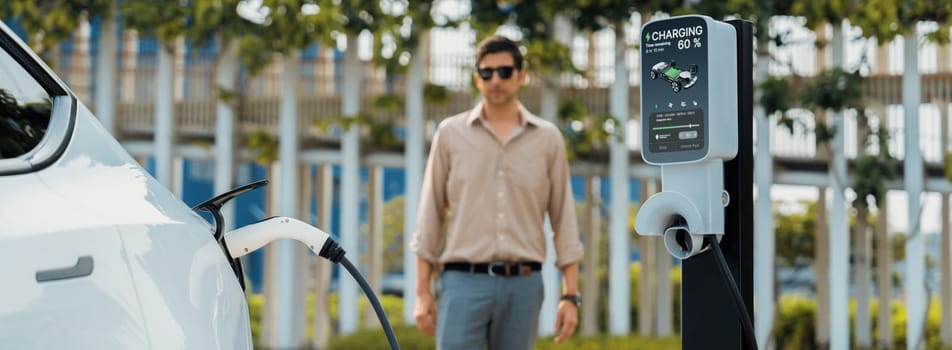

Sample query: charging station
[635,16,754,349]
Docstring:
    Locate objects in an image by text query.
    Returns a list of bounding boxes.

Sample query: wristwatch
[560,293,581,307]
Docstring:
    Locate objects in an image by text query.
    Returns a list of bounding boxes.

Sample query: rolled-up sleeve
[547,130,583,268]
[409,127,449,263]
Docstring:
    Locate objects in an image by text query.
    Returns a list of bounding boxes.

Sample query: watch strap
[560,293,580,306]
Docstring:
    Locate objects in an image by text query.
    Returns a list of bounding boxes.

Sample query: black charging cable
[319,239,401,350]
[704,235,758,350]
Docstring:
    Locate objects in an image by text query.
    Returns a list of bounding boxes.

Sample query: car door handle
[35,256,94,283]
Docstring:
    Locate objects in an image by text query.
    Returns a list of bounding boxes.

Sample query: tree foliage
[557,99,621,161]
[184,0,255,49]
[721,0,795,44]
[234,0,340,76]
[850,0,952,42]
[382,196,405,274]
[571,0,677,31]
[245,129,278,165]
[801,67,863,113]
[0,0,112,56]
[469,1,582,76]
[121,0,188,48]
[775,201,817,268]
[852,127,898,210]
[374,0,453,75]
[338,0,394,35]
[790,0,851,29]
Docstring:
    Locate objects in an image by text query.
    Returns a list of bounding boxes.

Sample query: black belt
[443,262,542,277]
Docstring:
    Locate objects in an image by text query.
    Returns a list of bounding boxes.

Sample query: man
[410,35,583,350]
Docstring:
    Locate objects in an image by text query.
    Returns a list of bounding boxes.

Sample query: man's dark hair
[475,35,523,70]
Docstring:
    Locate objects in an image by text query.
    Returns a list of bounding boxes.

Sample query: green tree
[775,201,818,270]
[120,0,187,46]
[0,0,111,60]
[239,0,338,68]
[381,196,406,274]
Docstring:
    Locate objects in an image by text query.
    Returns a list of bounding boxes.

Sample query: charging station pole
[634,16,754,349]
[681,19,753,350]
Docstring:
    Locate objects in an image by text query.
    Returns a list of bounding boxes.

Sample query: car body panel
[0,21,252,349]
[0,173,151,348]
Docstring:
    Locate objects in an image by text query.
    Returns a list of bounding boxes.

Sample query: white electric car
[0,22,255,348]
[0,20,400,350]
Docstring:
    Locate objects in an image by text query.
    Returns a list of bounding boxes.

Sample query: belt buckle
[487,262,507,277]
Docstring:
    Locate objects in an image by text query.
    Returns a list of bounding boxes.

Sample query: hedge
[326,326,681,350]
[248,263,952,349]
[774,294,952,350]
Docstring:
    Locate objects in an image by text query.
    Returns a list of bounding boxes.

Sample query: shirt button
[498,235,505,240]
[497,170,504,176]
[497,191,504,197]
[498,213,504,219]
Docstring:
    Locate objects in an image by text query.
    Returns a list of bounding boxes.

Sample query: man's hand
[414,292,437,337]
[553,300,578,344]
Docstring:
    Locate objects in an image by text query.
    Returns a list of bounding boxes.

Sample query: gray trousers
[436,270,544,350]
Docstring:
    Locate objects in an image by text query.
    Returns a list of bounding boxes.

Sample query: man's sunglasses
[476,66,517,81]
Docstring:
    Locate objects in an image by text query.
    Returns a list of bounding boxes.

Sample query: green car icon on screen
[650,61,699,93]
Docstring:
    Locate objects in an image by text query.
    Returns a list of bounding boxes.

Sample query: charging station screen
[642,17,709,163]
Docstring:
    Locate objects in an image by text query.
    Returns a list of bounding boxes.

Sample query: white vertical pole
[537,14,574,337]
[313,165,334,349]
[173,38,185,101]
[403,31,427,325]
[154,44,174,188]
[639,180,658,337]
[172,156,184,198]
[581,175,601,336]
[828,21,850,350]
[940,101,952,346]
[538,218,558,336]
[339,32,362,335]
[942,193,952,345]
[365,166,384,327]
[214,40,238,232]
[120,30,138,103]
[903,28,926,350]
[71,18,92,103]
[94,10,117,134]
[876,190,892,347]
[815,185,830,346]
[754,47,774,349]
[274,51,305,349]
[609,22,631,335]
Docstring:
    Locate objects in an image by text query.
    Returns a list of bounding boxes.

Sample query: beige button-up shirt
[410,102,583,269]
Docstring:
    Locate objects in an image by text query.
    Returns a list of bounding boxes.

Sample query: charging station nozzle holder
[635,15,737,260]
[635,162,727,259]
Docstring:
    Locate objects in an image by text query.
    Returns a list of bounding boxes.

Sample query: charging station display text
[642,16,709,163]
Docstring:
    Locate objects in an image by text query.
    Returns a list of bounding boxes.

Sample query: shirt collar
[466,101,545,128]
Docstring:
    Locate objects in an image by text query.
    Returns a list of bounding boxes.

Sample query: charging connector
[223,216,400,350]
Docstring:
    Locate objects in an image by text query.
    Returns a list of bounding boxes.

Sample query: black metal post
[682,19,754,350]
